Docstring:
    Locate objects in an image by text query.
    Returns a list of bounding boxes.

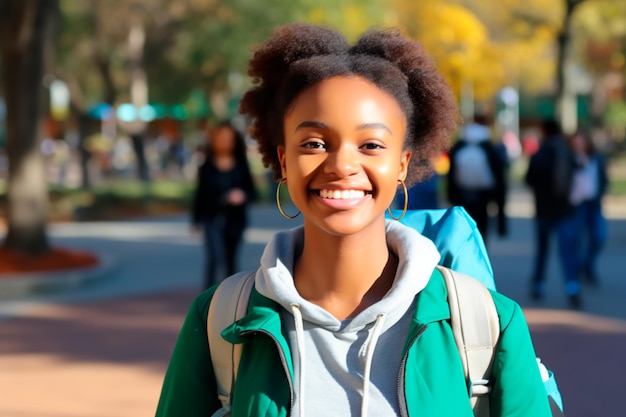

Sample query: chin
[310,212,385,237]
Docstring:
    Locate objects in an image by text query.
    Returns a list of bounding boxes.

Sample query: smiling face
[278,75,411,237]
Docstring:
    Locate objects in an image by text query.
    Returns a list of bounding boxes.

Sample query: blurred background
[1,0,625,245]
[1,1,626,416]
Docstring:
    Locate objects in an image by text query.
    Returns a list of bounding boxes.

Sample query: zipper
[241,329,294,416]
[397,324,428,417]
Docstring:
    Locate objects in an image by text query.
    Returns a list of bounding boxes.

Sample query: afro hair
[239,23,460,185]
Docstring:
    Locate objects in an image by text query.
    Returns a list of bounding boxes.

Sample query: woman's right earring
[276,178,301,219]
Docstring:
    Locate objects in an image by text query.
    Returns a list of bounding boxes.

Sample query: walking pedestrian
[447,114,508,243]
[525,118,580,308]
[561,129,609,288]
[393,155,441,210]
[191,121,257,289]
[157,24,551,417]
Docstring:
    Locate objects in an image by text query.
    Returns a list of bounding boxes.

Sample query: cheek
[375,153,404,177]
[288,152,324,177]
[377,166,391,175]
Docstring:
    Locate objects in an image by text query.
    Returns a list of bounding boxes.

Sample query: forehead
[284,75,407,128]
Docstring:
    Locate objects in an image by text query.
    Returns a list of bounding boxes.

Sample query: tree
[570,0,626,138]
[391,0,565,105]
[50,0,384,187]
[554,0,587,133]
[0,0,59,254]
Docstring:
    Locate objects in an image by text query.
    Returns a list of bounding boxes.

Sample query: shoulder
[488,289,526,331]
[186,285,219,324]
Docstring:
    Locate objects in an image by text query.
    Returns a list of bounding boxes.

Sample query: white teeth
[319,189,365,199]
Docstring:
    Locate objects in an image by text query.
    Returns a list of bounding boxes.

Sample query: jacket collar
[223,268,450,339]
[221,287,286,344]
[412,268,450,325]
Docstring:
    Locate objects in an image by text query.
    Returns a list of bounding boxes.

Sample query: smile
[319,189,368,199]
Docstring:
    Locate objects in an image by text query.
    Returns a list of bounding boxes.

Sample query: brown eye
[302,141,326,150]
[361,142,384,150]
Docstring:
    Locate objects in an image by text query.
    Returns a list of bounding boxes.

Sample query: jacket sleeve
[155,289,221,417]
[488,292,552,417]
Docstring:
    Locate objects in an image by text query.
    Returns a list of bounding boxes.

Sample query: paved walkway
[1,187,625,417]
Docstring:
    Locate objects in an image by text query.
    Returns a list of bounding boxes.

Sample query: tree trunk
[75,108,93,189]
[0,0,58,254]
[128,15,150,183]
[555,0,585,133]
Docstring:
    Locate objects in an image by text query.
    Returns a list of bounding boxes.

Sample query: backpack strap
[207,271,256,413]
[437,265,500,416]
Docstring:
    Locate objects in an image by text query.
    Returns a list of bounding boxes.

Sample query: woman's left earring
[387,179,408,221]
[276,178,301,219]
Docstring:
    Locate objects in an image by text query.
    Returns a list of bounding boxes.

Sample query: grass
[0,179,197,222]
[0,173,276,222]
[609,178,626,195]
[57,180,197,220]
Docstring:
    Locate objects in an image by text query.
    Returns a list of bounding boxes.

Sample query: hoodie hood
[254,220,441,330]
[461,122,491,144]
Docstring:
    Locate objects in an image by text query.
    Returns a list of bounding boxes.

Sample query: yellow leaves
[390,0,560,99]
[307,7,326,25]
[306,2,383,42]
[342,3,378,41]
[392,0,497,99]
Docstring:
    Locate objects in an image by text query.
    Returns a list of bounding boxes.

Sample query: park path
[1,187,625,417]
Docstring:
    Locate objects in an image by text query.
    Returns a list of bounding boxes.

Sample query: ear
[277,145,287,179]
[398,150,412,181]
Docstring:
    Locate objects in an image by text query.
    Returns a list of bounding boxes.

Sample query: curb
[0,253,118,299]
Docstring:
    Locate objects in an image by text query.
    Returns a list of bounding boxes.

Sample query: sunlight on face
[278,75,411,236]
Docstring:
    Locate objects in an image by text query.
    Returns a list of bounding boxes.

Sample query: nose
[324,144,360,177]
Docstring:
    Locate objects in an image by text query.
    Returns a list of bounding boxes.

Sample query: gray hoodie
[254,220,441,417]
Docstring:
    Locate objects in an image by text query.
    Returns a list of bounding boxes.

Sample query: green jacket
[155,269,551,417]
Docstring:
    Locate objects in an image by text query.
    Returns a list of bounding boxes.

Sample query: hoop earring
[276,178,301,219]
[387,179,408,221]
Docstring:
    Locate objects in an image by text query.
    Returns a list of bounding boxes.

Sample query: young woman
[158,24,551,416]
[191,121,257,289]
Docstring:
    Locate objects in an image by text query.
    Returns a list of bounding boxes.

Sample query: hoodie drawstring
[361,313,386,417]
[290,307,387,417]
[291,304,306,417]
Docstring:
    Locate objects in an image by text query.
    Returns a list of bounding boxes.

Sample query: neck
[294,217,396,319]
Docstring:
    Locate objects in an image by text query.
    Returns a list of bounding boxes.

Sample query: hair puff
[239,23,460,185]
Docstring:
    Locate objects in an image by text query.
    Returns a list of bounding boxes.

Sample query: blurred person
[560,129,609,288]
[525,118,580,308]
[447,114,508,242]
[191,121,257,289]
[393,155,441,210]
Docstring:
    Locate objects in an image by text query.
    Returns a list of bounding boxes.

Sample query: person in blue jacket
[156,23,554,417]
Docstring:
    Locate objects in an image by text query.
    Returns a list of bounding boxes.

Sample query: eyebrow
[295,121,392,135]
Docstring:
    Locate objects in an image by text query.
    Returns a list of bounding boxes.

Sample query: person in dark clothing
[447,115,508,243]
[191,122,257,289]
[394,155,441,210]
[525,118,579,308]
[560,129,609,288]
